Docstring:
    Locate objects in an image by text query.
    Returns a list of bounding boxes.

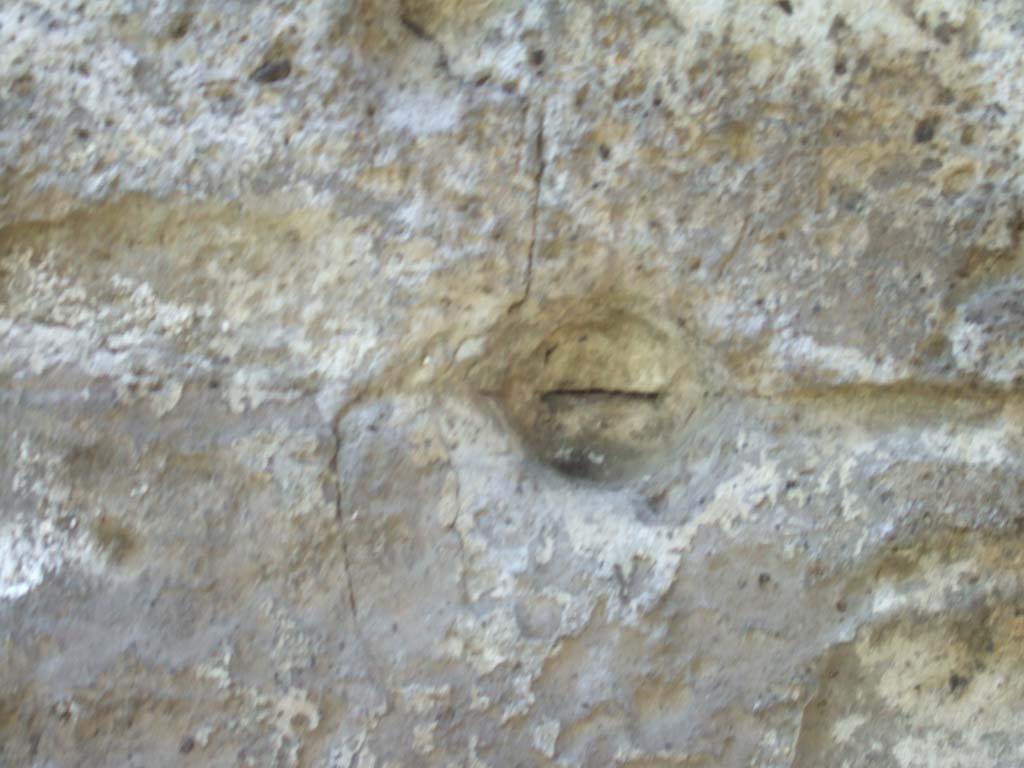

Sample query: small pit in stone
[488,304,708,482]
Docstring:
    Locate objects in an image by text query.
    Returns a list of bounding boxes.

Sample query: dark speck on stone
[169,12,191,39]
[949,673,969,693]
[179,736,195,754]
[777,0,794,14]
[250,59,292,84]
[914,117,938,144]
[530,49,546,67]
[598,144,611,160]
[758,572,771,586]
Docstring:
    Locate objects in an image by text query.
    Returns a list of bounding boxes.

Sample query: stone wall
[3,1,1024,766]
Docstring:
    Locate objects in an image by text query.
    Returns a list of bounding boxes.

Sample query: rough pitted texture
[2,1,1024,766]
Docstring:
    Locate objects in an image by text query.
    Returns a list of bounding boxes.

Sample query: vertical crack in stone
[510,98,547,312]
[331,423,360,623]
[526,101,546,301]
[714,214,753,279]
[330,402,393,711]
[432,405,471,605]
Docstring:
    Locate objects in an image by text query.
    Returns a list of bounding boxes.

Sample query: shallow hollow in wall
[478,298,710,482]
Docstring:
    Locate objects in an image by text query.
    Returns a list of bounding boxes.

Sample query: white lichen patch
[531,719,560,758]
[0,518,101,601]
[832,713,867,744]
[770,331,906,386]
[557,458,783,620]
[0,522,60,600]
[949,284,1024,385]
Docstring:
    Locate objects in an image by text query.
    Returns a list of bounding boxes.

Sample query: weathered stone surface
[2,1,1024,766]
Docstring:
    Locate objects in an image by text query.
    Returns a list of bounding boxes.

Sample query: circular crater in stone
[492,305,707,482]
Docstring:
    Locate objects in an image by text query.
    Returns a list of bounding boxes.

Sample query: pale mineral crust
[2,1,1024,767]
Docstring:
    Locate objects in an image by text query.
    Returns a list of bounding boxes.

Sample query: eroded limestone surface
[2,1,1024,766]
